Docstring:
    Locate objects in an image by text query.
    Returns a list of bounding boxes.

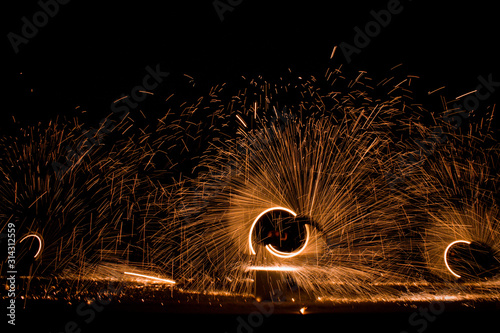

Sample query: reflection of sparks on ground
[124,271,176,284]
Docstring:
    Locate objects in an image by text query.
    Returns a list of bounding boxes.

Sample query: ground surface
[6,278,500,332]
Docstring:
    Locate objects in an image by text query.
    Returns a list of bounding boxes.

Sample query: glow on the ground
[19,233,43,258]
[444,239,471,279]
[248,206,297,255]
[124,271,176,284]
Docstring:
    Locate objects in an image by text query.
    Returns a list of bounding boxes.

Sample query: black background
[3,0,500,131]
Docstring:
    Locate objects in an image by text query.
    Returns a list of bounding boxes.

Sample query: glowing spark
[113,96,129,103]
[248,207,297,255]
[299,307,307,315]
[123,272,176,284]
[265,224,311,258]
[330,45,337,59]
[19,234,43,258]
[456,90,477,100]
[236,114,247,128]
[245,265,299,272]
[443,240,471,279]
[428,86,445,95]
[28,191,47,209]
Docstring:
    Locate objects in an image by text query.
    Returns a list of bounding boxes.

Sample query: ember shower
[1,65,500,302]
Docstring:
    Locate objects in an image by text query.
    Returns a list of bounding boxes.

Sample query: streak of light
[428,86,445,95]
[456,90,477,100]
[236,114,247,128]
[19,234,43,258]
[443,240,471,279]
[113,96,129,103]
[28,191,47,209]
[330,45,337,59]
[248,207,297,255]
[123,272,176,284]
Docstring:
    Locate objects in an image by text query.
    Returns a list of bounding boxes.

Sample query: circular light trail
[444,239,471,278]
[248,206,310,258]
[19,233,43,258]
[248,207,297,255]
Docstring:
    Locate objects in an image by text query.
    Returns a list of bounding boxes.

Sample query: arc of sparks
[443,239,471,279]
[123,272,176,284]
[248,206,297,255]
[19,233,43,258]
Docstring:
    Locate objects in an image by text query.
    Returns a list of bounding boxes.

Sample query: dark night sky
[3,0,500,132]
